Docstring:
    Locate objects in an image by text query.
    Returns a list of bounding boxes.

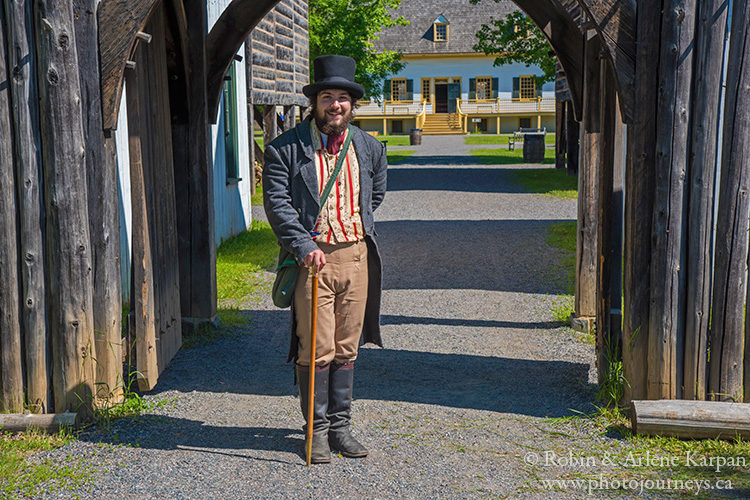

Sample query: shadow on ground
[387,167,531,193]
[80,416,305,465]
[376,219,573,294]
[149,309,594,419]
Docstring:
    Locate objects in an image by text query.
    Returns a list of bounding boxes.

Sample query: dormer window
[433,15,449,42]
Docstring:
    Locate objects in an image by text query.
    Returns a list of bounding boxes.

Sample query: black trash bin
[523,133,546,163]
[409,128,422,146]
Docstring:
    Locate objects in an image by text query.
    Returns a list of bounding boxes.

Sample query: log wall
[248,0,307,106]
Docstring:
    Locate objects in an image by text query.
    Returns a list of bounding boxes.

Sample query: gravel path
[37,135,614,499]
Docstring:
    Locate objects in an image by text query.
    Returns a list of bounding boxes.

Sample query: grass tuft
[470,147,555,165]
[216,220,278,303]
[546,221,576,294]
[464,134,556,146]
[0,428,92,498]
[378,135,411,146]
[510,168,578,199]
[387,150,415,165]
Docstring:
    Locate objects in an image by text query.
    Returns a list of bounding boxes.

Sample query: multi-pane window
[434,23,448,41]
[520,75,536,100]
[421,78,431,103]
[476,77,491,100]
[222,63,239,182]
[391,78,407,101]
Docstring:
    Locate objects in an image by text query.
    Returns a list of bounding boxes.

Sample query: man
[263,55,387,464]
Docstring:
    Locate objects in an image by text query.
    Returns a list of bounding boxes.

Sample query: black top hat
[303,55,365,99]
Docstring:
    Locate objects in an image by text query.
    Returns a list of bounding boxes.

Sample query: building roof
[372,0,519,55]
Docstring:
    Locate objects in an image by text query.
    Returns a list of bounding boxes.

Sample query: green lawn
[0,429,92,498]
[216,220,278,304]
[510,168,577,199]
[465,134,556,145]
[387,150,415,165]
[251,185,263,207]
[471,147,555,165]
[377,135,411,146]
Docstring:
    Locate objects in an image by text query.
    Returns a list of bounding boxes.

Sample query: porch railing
[356,97,555,117]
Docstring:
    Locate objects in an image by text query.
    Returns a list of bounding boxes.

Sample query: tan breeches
[295,240,369,366]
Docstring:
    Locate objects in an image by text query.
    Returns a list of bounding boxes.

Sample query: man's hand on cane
[304,249,326,271]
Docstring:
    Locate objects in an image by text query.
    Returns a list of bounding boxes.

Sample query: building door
[435,84,448,113]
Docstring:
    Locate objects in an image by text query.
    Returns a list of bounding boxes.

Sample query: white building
[360,0,556,135]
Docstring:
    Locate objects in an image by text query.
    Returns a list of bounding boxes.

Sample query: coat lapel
[296,118,320,205]
[351,127,371,187]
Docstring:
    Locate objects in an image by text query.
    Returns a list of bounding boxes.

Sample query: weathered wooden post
[555,100,566,171]
[647,0,698,400]
[595,58,621,385]
[574,34,601,332]
[4,0,49,412]
[125,69,158,392]
[565,101,579,176]
[710,0,750,403]
[683,0,728,401]
[283,104,296,130]
[36,0,96,414]
[73,0,123,402]
[182,0,217,330]
[263,104,278,147]
[245,34,256,196]
[623,0,661,403]
[0,11,24,413]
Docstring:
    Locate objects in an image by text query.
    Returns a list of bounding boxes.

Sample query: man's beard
[314,106,354,136]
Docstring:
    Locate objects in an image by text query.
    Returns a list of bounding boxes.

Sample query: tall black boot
[297,364,331,464]
[328,362,368,458]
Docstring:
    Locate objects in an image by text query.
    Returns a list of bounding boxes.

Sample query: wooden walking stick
[305,263,319,466]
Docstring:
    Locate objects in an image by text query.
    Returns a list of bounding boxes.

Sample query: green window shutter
[469,78,476,99]
[223,64,239,181]
[536,78,543,98]
[406,79,413,101]
[512,77,520,99]
[383,79,391,100]
[491,77,499,98]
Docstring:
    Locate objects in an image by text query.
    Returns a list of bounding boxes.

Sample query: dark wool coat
[263,117,387,363]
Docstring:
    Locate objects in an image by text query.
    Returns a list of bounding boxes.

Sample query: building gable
[372,0,519,55]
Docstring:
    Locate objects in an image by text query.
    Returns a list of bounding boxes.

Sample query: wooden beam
[622,0,661,403]
[683,0,728,401]
[573,0,636,123]
[632,400,750,440]
[575,35,601,322]
[3,0,49,413]
[711,0,750,403]
[36,0,96,415]
[0,413,79,433]
[647,0,698,400]
[97,0,161,129]
[206,0,279,121]
[0,11,24,413]
[515,0,585,121]
[74,0,123,403]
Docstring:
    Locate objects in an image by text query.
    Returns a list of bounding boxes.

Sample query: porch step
[421,114,464,135]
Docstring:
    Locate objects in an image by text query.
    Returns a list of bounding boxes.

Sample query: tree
[470,8,557,85]
[308,0,407,99]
